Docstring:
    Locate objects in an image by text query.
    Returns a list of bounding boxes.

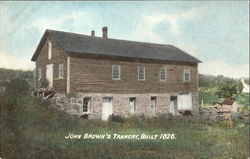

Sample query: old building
[31,27,201,120]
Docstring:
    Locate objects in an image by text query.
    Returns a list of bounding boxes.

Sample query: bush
[236,93,250,107]
[5,77,30,97]
[108,114,125,123]
[158,113,172,120]
[230,112,243,122]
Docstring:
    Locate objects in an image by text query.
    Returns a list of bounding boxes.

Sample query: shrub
[158,113,173,120]
[230,112,243,122]
[108,114,125,123]
[236,93,250,107]
[5,77,30,97]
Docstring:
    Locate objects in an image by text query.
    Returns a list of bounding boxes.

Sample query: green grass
[199,86,250,107]
[1,95,249,159]
[236,93,250,107]
[199,87,221,105]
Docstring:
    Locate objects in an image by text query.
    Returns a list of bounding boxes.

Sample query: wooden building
[31,27,201,120]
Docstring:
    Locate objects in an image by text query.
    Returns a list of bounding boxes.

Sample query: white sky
[0,1,249,78]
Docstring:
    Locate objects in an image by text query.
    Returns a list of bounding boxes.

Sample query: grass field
[1,95,249,159]
[0,77,249,159]
[199,86,250,107]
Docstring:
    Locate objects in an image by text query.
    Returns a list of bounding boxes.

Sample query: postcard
[0,1,249,159]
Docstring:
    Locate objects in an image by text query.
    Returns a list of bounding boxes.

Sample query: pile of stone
[201,105,231,120]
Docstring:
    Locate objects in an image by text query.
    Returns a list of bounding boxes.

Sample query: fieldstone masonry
[52,92,199,119]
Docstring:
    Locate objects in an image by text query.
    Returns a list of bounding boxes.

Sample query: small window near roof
[112,65,120,80]
[138,66,145,81]
[160,68,166,81]
[48,41,52,60]
[59,64,64,79]
[184,69,191,82]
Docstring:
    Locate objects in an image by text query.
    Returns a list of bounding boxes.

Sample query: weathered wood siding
[69,55,198,94]
[35,35,68,93]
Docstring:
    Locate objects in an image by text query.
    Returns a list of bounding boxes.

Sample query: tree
[216,84,239,100]
[5,77,30,97]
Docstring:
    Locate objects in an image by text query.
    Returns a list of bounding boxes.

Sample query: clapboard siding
[69,55,198,94]
[35,35,68,93]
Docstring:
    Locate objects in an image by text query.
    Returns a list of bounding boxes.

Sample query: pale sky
[0,1,249,78]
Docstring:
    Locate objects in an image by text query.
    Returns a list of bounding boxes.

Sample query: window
[183,69,191,82]
[112,65,120,80]
[38,68,42,80]
[59,64,64,79]
[83,97,91,113]
[129,98,136,113]
[138,66,145,81]
[160,68,166,81]
[48,41,52,59]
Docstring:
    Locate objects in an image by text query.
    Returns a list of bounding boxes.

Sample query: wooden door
[177,93,192,110]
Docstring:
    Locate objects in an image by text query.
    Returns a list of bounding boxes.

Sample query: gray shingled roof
[31,29,201,63]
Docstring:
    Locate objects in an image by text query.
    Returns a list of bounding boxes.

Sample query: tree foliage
[5,78,30,97]
[199,74,243,90]
[216,84,239,100]
[0,68,34,89]
[0,68,33,81]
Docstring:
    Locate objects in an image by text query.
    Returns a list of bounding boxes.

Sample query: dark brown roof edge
[31,29,202,63]
[67,51,199,66]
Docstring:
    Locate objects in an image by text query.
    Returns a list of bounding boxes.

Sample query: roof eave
[67,51,200,64]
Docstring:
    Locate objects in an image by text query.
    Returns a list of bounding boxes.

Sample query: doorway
[129,97,136,113]
[46,64,53,89]
[102,97,113,120]
[169,96,177,115]
[150,96,157,114]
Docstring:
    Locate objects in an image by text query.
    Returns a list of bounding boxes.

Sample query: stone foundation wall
[52,92,199,119]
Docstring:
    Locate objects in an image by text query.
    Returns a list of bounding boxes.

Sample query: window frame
[48,41,52,60]
[138,66,145,81]
[183,69,191,82]
[83,97,91,113]
[112,65,121,80]
[159,68,166,81]
[58,63,64,79]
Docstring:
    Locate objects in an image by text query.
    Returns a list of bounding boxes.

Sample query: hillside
[0,68,34,89]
